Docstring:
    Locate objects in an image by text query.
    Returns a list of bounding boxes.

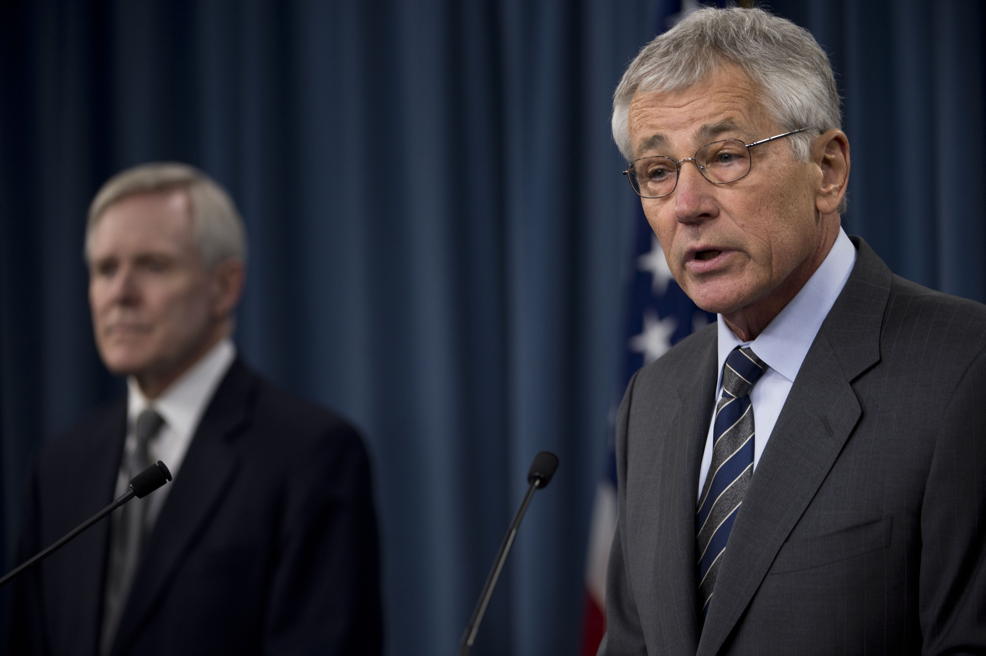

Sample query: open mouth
[694,249,722,261]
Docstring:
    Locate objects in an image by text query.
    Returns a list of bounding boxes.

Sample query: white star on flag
[629,310,677,363]
[637,236,674,295]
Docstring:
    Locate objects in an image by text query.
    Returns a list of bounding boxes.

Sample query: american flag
[580,204,712,654]
[581,4,732,650]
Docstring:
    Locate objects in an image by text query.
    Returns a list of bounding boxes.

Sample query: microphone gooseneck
[459,451,559,656]
[0,461,173,589]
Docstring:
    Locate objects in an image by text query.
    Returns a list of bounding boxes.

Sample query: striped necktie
[696,346,767,615]
[101,408,165,654]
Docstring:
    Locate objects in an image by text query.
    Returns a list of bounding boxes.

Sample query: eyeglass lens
[629,139,752,198]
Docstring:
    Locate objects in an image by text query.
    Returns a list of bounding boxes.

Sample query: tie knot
[135,408,164,446]
[721,346,767,398]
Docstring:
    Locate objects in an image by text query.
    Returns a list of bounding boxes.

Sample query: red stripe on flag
[580,593,605,656]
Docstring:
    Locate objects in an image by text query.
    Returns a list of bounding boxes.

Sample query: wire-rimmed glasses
[622,127,811,198]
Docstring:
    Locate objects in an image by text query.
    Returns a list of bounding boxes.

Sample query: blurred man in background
[8,162,383,655]
[601,7,986,654]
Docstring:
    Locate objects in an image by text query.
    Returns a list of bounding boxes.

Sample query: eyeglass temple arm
[745,127,811,149]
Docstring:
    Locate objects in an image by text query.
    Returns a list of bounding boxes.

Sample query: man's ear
[210,259,245,319]
[814,129,850,215]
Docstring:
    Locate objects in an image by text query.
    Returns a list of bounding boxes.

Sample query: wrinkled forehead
[86,189,198,259]
[95,187,192,224]
[634,118,746,154]
[626,66,770,157]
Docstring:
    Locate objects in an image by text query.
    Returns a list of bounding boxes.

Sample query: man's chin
[100,352,151,378]
[683,290,741,317]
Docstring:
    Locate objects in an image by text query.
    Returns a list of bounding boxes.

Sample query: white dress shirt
[698,229,856,496]
[114,339,236,525]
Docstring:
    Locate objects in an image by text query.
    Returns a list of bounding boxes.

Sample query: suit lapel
[66,402,127,655]
[641,328,716,653]
[697,338,861,654]
[697,239,890,655]
[111,360,255,654]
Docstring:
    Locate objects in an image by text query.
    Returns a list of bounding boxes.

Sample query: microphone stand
[0,490,135,589]
[458,479,539,656]
[0,460,172,589]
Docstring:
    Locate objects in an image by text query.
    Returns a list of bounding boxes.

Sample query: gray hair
[612,7,841,162]
[85,162,247,268]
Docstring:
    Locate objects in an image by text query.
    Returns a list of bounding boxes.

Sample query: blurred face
[626,64,842,340]
[88,190,235,398]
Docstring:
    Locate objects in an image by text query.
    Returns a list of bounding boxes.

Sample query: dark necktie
[696,346,767,614]
[101,408,164,653]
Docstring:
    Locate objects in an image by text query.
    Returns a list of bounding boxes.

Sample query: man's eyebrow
[635,134,668,156]
[697,119,742,141]
[89,254,116,271]
[634,120,745,158]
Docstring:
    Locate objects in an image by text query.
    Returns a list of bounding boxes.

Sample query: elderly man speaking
[600,7,986,655]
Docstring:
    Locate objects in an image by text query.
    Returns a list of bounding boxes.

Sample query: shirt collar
[717,227,856,382]
[127,338,237,436]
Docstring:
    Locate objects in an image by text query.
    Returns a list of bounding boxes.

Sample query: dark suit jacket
[600,239,986,655]
[8,358,383,656]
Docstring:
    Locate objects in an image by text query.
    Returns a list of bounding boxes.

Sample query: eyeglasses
[622,127,810,198]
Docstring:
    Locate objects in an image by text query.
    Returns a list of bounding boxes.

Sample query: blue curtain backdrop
[1,1,983,655]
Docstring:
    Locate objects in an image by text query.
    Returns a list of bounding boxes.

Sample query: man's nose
[673,160,718,225]
[106,267,140,303]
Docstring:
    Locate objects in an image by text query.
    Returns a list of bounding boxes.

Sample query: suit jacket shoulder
[631,322,717,399]
[199,358,369,476]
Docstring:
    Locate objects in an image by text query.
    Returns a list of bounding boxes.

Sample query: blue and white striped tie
[696,346,767,614]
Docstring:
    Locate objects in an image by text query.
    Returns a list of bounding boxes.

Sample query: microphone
[129,460,172,498]
[459,451,559,656]
[0,460,172,588]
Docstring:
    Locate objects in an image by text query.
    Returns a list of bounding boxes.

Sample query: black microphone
[0,460,172,588]
[129,461,172,498]
[459,451,559,656]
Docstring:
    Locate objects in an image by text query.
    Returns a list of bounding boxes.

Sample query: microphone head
[527,451,559,489]
[130,461,173,498]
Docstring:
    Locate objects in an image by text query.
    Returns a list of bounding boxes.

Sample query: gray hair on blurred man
[10,162,384,656]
